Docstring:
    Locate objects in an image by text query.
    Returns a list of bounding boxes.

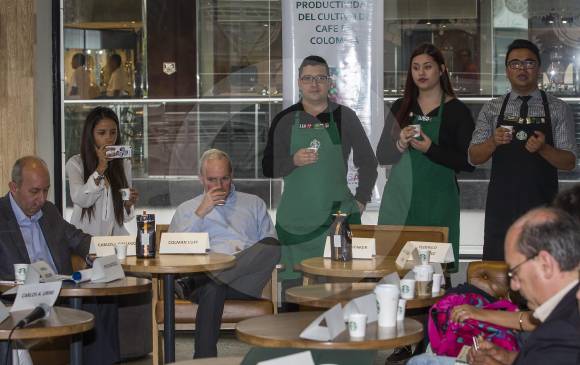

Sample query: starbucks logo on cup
[348,321,357,331]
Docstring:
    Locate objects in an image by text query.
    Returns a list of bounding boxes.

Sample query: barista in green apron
[262,56,377,284]
[379,95,460,271]
[276,110,361,281]
[376,44,475,274]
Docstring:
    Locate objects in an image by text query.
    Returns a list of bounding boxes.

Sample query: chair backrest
[466,260,510,299]
[156,224,169,254]
[350,224,449,257]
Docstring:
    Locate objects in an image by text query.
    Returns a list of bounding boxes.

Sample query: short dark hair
[73,53,86,66]
[110,54,122,67]
[517,208,580,271]
[505,39,541,66]
[298,55,329,76]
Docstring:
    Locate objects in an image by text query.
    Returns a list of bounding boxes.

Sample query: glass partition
[62,0,580,215]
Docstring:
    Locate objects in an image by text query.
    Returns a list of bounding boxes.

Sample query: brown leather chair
[466,260,510,299]
[151,224,279,365]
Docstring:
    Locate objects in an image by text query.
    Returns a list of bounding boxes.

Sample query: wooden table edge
[0,314,94,340]
[120,254,236,274]
[298,257,401,278]
[236,327,423,350]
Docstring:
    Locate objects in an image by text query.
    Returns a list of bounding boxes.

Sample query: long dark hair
[396,43,455,128]
[80,106,128,225]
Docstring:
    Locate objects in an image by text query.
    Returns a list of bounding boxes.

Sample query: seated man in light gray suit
[0,156,119,365]
[169,149,280,358]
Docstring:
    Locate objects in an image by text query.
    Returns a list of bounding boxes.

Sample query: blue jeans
[407,353,456,365]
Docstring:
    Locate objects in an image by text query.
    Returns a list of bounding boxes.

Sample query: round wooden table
[299,256,399,282]
[236,312,423,350]
[0,306,94,365]
[121,253,235,364]
[286,282,444,309]
[0,277,151,365]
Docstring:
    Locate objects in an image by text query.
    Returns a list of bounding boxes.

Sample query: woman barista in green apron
[262,56,377,285]
[377,44,475,272]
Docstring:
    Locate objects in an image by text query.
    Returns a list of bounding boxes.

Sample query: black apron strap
[495,93,510,127]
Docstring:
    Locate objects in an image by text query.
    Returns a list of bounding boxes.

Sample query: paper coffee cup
[120,188,131,201]
[14,264,28,284]
[417,248,430,264]
[413,264,434,281]
[399,279,416,300]
[397,299,406,321]
[347,313,367,338]
[501,125,514,133]
[432,273,443,294]
[115,244,127,260]
[410,124,421,138]
[374,284,399,327]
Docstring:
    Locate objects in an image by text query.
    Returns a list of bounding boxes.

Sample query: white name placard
[299,303,345,341]
[91,255,125,283]
[323,237,376,259]
[396,241,454,270]
[159,232,209,254]
[26,261,62,283]
[92,236,137,257]
[0,301,8,324]
[11,281,62,312]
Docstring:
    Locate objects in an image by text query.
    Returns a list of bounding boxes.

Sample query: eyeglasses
[507,253,538,280]
[300,75,330,83]
[507,59,538,70]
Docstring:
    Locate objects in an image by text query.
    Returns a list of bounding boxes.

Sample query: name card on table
[91,255,125,283]
[322,237,376,259]
[342,293,378,323]
[159,232,209,254]
[11,281,62,312]
[396,241,454,270]
[257,351,315,365]
[25,261,70,284]
[92,236,137,257]
[0,301,8,324]
[299,303,345,341]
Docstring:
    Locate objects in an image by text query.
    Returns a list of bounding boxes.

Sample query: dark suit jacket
[0,193,90,280]
[514,283,580,365]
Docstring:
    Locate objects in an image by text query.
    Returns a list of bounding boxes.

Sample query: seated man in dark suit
[169,149,280,358]
[0,156,119,365]
[468,207,580,365]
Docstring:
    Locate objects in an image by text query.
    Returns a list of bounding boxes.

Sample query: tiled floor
[119,331,395,364]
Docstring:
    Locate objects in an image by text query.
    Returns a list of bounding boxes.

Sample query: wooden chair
[151,224,279,364]
[467,260,509,299]
[350,224,449,257]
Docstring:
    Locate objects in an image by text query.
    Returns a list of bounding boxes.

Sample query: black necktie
[519,95,531,119]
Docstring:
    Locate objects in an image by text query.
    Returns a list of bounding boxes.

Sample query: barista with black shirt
[262,55,377,284]
[469,39,576,260]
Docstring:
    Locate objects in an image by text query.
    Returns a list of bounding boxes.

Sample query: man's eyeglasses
[507,253,538,279]
[300,75,330,83]
[507,59,538,70]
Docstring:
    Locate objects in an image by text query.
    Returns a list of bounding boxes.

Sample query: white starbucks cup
[417,248,431,264]
[397,299,407,321]
[413,265,434,297]
[410,124,421,137]
[347,313,367,338]
[115,243,127,260]
[14,264,28,284]
[399,279,416,299]
[432,273,443,294]
[374,284,400,327]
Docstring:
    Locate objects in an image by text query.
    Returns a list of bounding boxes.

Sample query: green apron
[276,107,361,280]
[378,97,460,272]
